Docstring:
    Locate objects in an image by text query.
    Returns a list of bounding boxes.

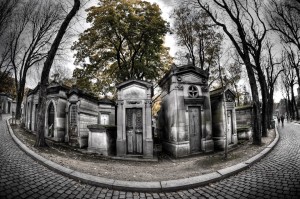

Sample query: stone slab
[70,171,114,189]
[160,172,222,191]
[217,163,248,178]
[113,180,161,192]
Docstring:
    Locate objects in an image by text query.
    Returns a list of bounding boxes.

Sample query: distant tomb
[158,64,214,158]
[0,93,15,114]
[210,88,238,150]
[116,80,154,159]
[235,105,253,140]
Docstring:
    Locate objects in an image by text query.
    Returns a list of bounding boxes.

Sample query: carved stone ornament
[177,76,182,82]
[176,84,184,90]
[127,101,141,105]
[226,94,234,102]
[201,86,209,92]
[188,85,199,98]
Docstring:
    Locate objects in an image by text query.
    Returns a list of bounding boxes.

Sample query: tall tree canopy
[72,0,171,94]
[172,4,222,70]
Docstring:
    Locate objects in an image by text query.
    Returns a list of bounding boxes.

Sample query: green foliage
[72,0,171,95]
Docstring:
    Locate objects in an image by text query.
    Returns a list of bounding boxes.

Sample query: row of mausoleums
[24,64,249,159]
[0,93,16,114]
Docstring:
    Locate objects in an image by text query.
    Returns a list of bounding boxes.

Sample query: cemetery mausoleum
[0,93,16,114]
[24,81,116,148]
[158,64,214,158]
[210,88,238,150]
[116,80,154,159]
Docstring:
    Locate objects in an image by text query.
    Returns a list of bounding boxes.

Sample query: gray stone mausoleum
[24,81,115,148]
[210,88,238,150]
[158,64,214,157]
[116,80,154,159]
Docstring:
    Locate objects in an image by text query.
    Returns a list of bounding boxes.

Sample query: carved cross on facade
[185,53,192,64]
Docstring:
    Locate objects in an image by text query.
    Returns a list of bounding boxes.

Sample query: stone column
[116,100,126,156]
[144,100,153,158]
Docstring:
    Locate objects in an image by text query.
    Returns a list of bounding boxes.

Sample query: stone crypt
[158,64,214,158]
[210,88,238,150]
[116,80,154,159]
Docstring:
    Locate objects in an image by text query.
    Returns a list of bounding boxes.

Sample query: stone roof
[158,64,209,87]
[116,79,153,90]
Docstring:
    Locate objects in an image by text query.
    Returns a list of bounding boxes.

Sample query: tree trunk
[258,79,268,137]
[15,77,26,119]
[291,84,299,120]
[245,65,261,145]
[35,0,80,147]
[267,88,274,129]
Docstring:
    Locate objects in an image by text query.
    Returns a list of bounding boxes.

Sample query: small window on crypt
[188,85,199,98]
[100,113,109,125]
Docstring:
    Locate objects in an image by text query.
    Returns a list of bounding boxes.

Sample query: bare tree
[285,47,300,119]
[0,0,19,37]
[0,0,20,86]
[9,0,63,119]
[264,41,284,127]
[35,0,80,147]
[172,3,222,70]
[196,0,269,144]
[281,54,298,119]
[269,0,300,87]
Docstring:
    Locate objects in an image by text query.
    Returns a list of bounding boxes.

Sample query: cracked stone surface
[1,114,300,198]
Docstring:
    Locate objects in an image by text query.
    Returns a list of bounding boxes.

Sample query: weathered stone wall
[210,89,238,151]
[116,80,153,159]
[235,105,252,128]
[158,65,214,158]
[78,98,98,148]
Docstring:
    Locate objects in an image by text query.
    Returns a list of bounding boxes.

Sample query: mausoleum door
[227,110,233,144]
[126,108,143,155]
[189,107,201,153]
[48,103,55,137]
[8,102,11,113]
[69,104,78,144]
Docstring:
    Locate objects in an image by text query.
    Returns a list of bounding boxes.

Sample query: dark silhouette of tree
[196,0,268,144]
[269,0,300,88]
[172,4,222,70]
[8,0,64,120]
[0,0,19,88]
[281,52,298,120]
[264,41,284,128]
[35,0,81,147]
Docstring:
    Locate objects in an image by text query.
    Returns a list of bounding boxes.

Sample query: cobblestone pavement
[1,114,300,199]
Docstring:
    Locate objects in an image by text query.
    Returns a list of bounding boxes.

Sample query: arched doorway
[47,102,55,137]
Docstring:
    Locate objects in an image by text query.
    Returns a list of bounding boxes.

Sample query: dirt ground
[11,124,275,182]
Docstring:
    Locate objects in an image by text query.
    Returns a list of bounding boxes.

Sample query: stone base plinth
[162,141,190,158]
[201,139,214,152]
[87,125,117,156]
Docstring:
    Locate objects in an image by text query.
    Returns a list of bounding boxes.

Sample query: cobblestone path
[1,114,300,199]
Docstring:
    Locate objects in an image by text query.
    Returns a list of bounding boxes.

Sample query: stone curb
[6,119,280,192]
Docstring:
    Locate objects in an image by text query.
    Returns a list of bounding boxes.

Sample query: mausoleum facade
[24,81,116,148]
[116,80,154,159]
[210,88,238,150]
[0,93,15,114]
[158,64,214,158]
